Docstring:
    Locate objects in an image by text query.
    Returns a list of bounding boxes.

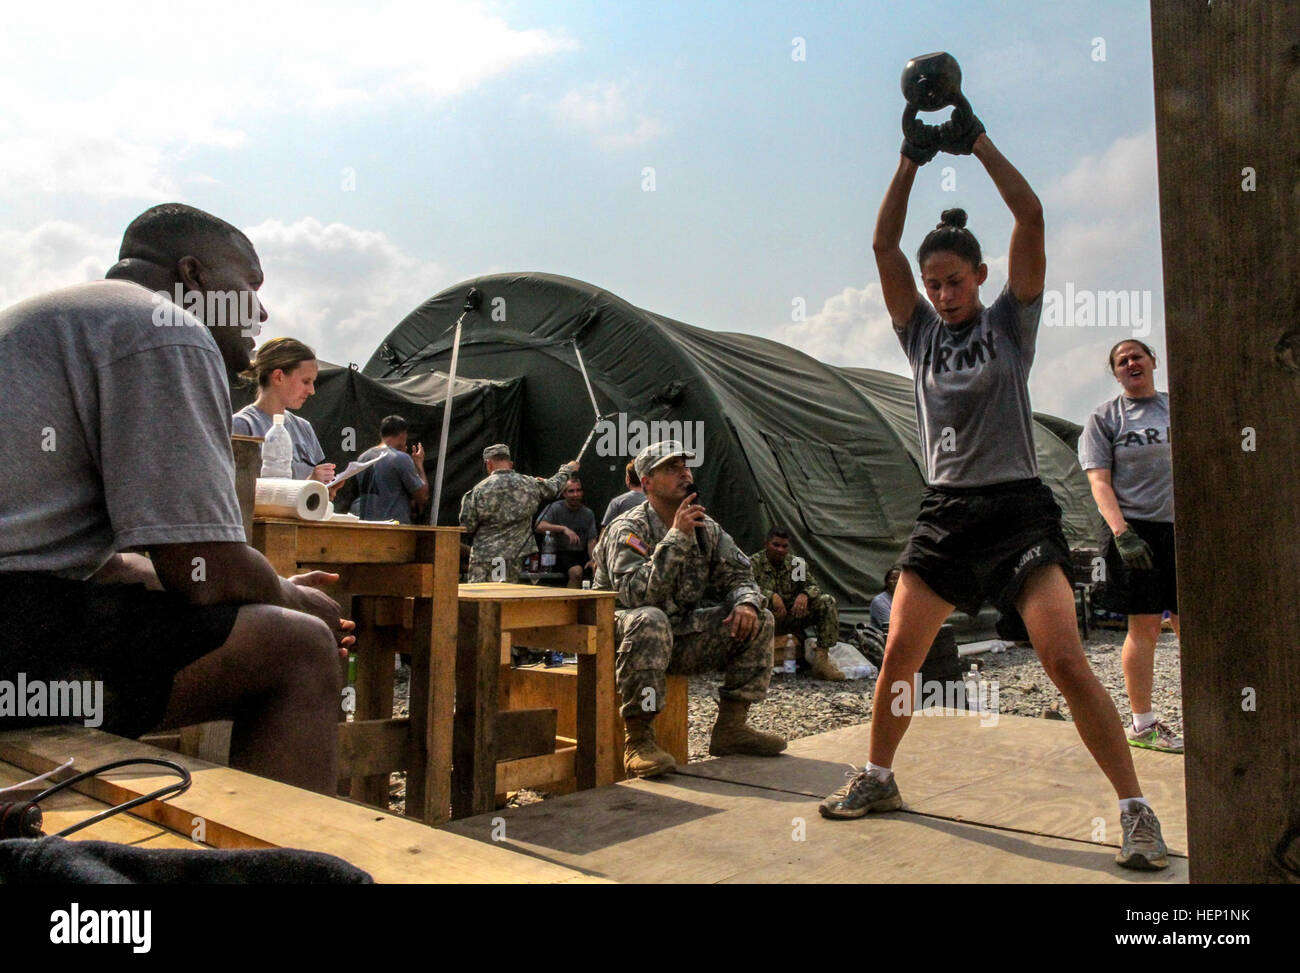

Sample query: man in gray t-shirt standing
[351,415,429,523]
[0,203,353,795]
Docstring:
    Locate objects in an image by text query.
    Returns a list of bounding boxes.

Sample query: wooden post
[1150,0,1300,882]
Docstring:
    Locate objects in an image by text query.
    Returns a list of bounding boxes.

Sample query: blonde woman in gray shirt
[232,337,334,484]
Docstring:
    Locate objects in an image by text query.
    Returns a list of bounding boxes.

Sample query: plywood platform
[0,727,600,884]
[2,714,1188,883]
[444,713,1188,883]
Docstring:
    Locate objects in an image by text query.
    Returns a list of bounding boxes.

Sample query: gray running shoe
[819,767,903,820]
[1127,719,1183,753]
[1116,803,1169,870]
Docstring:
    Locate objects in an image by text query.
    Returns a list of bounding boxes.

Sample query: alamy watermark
[888,673,1000,727]
[594,413,704,467]
[1042,284,1152,338]
[0,673,103,728]
[150,285,260,336]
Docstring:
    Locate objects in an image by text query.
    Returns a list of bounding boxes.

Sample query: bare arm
[90,553,165,590]
[537,520,581,545]
[1084,468,1128,536]
[149,542,353,648]
[971,135,1045,303]
[873,157,923,329]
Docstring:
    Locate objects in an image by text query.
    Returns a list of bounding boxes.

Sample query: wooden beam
[1151,0,1300,882]
[495,747,577,794]
[500,600,578,631]
[504,624,597,656]
[453,599,502,818]
[297,563,434,598]
[338,718,409,778]
[177,721,232,766]
[494,708,558,762]
[576,598,616,789]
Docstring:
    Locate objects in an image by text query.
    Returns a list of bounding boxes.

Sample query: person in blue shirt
[351,415,429,524]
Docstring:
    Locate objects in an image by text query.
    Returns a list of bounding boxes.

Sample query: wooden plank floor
[0,728,601,884]
[445,714,1188,883]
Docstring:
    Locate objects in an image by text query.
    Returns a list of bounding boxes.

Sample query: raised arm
[873,157,923,330]
[972,135,1045,303]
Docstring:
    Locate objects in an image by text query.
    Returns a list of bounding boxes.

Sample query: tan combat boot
[809,644,847,681]
[708,698,787,757]
[624,715,676,778]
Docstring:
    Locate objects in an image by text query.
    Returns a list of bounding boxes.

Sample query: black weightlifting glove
[1114,526,1155,571]
[900,112,941,166]
[937,102,985,155]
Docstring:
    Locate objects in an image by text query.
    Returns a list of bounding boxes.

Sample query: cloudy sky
[0,0,1163,423]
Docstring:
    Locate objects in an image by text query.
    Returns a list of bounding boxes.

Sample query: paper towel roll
[254,478,331,521]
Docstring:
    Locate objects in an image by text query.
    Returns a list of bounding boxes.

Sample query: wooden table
[453,584,620,818]
[252,516,462,825]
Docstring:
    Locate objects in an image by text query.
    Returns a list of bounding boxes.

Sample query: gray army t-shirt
[351,444,425,523]
[536,501,598,551]
[899,285,1044,487]
[1078,392,1173,523]
[231,404,325,480]
[601,490,645,527]
[0,281,247,579]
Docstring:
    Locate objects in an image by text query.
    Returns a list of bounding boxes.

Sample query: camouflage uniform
[460,464,575,582]
[749,549,840,649]
[593,503,774,720]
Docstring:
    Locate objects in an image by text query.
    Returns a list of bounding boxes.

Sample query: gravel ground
[381,624,1181,814]
[689,626,1183,761]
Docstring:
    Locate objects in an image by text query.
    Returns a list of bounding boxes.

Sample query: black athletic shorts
[898,477,1073,617]
[1094,519,1178,616]
[553,551,591,577]
[0,573,239,739]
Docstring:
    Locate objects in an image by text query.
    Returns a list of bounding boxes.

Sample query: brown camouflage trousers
[773,593,839,649]
[614,605,774,719]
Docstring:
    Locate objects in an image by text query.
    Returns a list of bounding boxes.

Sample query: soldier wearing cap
[593,440,786,778]
[459,445,579,583]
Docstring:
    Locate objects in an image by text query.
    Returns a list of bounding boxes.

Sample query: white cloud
[0,1,575,200]
[0,222,116,309]
[1044,131,1158,216]
[772,281,908,374]
[246,218,444,367]
[553,82,665,149]
[0,215,439,370]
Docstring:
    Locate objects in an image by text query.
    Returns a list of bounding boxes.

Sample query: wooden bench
[454,584,634,818]
[0,726,601,883]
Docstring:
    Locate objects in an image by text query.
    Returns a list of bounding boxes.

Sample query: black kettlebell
[901,52,963,111]
[900,51,974,148]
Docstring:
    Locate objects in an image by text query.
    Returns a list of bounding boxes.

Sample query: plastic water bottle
[261,414,293,478]
[541,531,557,569]
[965,663,981,712]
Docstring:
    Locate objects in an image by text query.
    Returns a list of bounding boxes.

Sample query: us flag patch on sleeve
[625,532,649,556]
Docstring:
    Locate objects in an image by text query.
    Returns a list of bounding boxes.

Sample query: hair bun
[938,208,968,229]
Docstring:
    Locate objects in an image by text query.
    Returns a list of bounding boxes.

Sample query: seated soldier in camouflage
[750,528,846,681]
[459,444,578,582]
[593,440,787,778]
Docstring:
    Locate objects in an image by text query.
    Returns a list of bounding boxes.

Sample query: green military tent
[231,360,522,520]
[364,272,1099,617]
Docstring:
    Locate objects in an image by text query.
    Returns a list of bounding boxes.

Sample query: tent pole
[430,288,481,525]
[571,339,602,421]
